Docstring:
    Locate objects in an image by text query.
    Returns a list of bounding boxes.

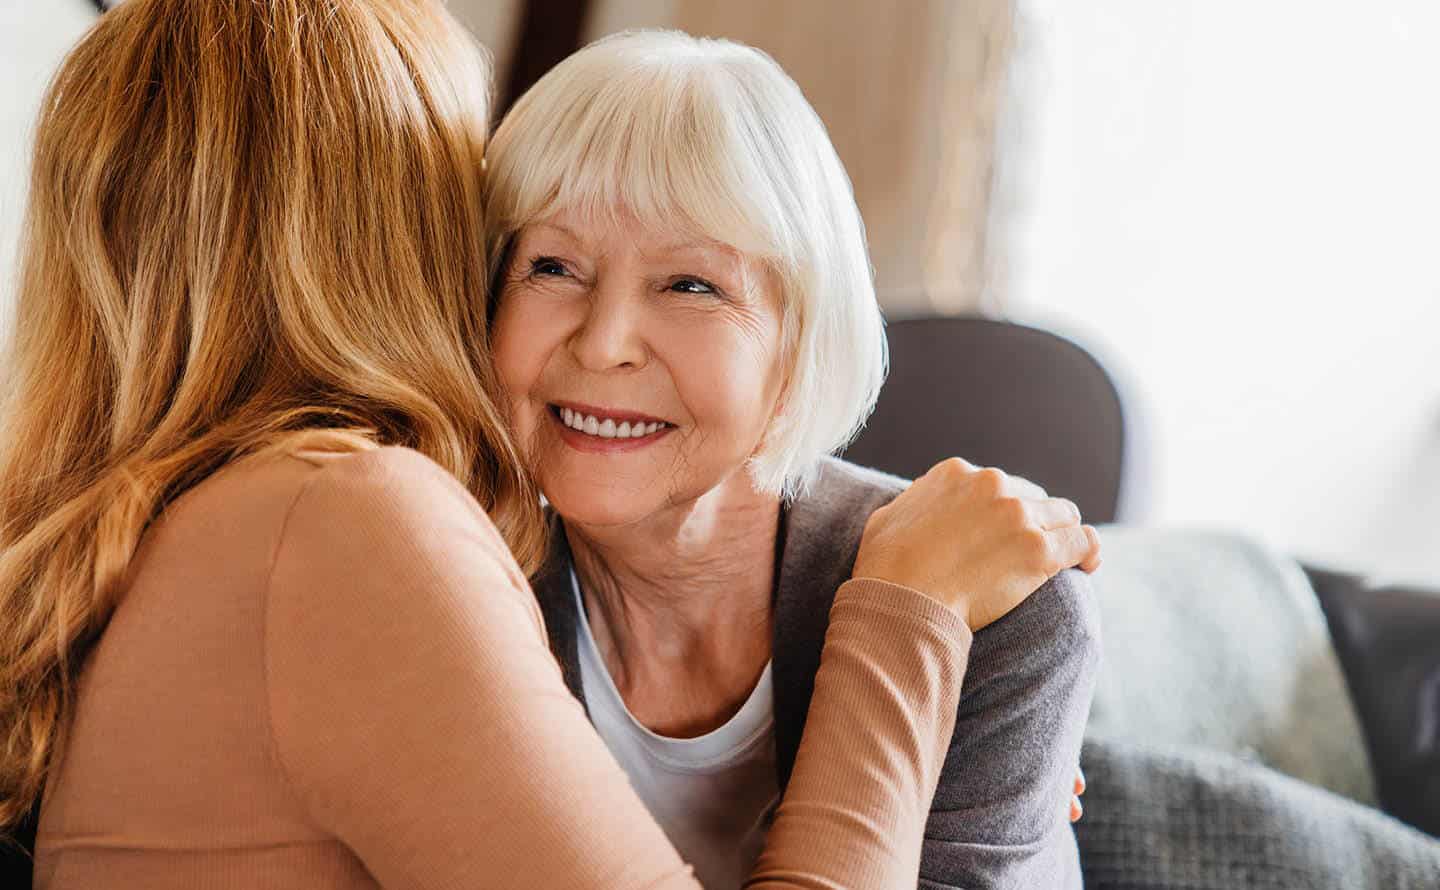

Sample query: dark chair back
[843,316,1137,524]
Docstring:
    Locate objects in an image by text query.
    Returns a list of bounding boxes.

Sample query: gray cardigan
[530,457,1102,889]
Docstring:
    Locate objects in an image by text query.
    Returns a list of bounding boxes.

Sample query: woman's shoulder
[252,443,507,569]
[784,456,907,545]
[776,458,909,619]
[803,457,1098,633]
[207,438,473,512]
[190,435,440,496]
[256,439,533,657]
[783,457,1099,652]
[152,441,495,572]
[808,456,908,503]
[290,443,498,543]
[281,442,475,511]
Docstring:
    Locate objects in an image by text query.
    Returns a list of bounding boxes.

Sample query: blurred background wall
[996,1,1440,584]
[0,1,96,342]
[2,0,1436,583]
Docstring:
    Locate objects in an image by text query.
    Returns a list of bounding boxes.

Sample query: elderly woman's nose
[568,290,648,371]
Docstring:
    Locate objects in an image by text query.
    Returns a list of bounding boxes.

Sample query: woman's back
[35,445,542,889]
[1,0,547,865]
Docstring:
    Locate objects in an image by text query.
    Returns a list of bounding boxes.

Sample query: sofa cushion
[1086,526,1375,804]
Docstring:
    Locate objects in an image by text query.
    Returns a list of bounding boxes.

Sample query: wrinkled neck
[563,476,781,736]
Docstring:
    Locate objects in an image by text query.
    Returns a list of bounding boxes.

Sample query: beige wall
[448,0,525,96]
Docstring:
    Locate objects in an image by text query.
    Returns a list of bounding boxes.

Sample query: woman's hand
[852,457,1102,631]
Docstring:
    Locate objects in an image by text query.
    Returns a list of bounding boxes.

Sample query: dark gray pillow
[1305,566,1440,837]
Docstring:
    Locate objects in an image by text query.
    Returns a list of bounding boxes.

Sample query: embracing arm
[920,568,1102,889]
[755,579,972,886]
[263,447,971,890]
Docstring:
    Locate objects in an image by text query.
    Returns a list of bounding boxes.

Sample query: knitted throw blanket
[1076,736,1440,890]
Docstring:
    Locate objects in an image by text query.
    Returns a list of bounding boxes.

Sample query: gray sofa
[1074,527,1440,888]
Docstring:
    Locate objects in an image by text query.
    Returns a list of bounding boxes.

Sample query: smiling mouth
[548,404,675,441]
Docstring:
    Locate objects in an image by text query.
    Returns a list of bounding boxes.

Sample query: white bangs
[486,35,792,265]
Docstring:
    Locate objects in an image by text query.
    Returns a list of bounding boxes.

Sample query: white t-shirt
[572,568,780,890]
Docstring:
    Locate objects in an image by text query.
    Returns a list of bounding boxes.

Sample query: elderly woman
[485,31,1103,890]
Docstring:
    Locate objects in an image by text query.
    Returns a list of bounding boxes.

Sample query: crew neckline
[570,565,775,772]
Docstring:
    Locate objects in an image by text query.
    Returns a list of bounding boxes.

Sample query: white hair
[484,29,886,499]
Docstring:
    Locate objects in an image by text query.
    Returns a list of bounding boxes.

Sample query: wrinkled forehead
[516,171,779,265]
[521,205,743,262]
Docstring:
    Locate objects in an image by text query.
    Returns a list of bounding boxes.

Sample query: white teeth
[557,407,667,439]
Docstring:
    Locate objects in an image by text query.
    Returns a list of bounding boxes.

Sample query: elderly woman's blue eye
[671,278,716,295]
[529,257,567,276]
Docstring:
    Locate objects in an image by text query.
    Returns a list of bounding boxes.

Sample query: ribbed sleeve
[749,579,972,888]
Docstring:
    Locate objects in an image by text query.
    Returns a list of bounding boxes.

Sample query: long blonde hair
[0,0,543,834]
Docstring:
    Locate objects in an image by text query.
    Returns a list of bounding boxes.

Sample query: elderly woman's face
[491,209,787,526]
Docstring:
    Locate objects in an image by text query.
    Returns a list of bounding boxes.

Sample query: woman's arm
[754,578,972,886]
[263,447,972,890]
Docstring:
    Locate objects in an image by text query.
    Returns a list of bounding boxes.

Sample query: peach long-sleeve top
[33,444,973,889]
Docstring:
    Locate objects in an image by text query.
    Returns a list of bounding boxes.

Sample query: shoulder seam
[256,462,335,830]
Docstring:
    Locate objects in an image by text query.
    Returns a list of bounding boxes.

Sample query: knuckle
[1000,497,1030,526]
[1060,498,1082,524]
[935,456,969,479]
[975,466,1007,495]
[1021,526,1051,565]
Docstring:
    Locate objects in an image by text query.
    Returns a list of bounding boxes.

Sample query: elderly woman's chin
[519,431,661,526]
[535,465,672,528]
[520,416,770,530]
